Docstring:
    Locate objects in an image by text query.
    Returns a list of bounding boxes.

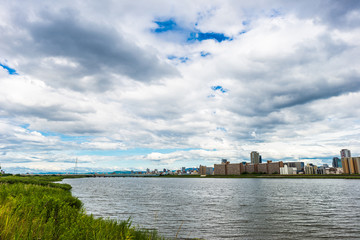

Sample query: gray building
[340,149,351,158]
[250,151,261,164]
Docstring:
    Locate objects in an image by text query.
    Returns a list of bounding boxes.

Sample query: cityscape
[109,148,359,176]
[1,0,360,239]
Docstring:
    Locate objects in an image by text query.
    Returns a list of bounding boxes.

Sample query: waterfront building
[341,157,360,174]
[199,165,207,175]
[280,165,297,175]
[340,149,351,158]
[332,157,342,168]
[284,162,305,173]
[214,160,283,175]
[250,151,261,164]
[206,167,214,175]
[317,166,326,174]
[305,164,318,174]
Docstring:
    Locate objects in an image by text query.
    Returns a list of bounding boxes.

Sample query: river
[62,177,360,239]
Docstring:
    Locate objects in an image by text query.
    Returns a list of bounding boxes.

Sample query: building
[280,165,297,175]
[250,151,261,164]
[284,162,304,173]
[221,159,228,164]
[199,165,206,175]
[332,157,342,168]
[317,166,326,174]
[214,160,283,175]
[341,157,360,174]
[305,164,318,174]
[199,165,213,175]
[340,149,351,158]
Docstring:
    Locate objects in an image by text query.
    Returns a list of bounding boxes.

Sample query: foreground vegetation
[0,175,164,240]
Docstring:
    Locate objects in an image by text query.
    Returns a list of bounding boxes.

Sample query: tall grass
[0,175,165,240]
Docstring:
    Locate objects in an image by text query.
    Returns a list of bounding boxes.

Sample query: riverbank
[0,175,165,240]
[160,173,360,179]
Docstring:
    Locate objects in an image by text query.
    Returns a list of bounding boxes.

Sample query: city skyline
[1,0,360,173]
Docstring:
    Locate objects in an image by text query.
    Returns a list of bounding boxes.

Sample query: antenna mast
[74,158,78,174]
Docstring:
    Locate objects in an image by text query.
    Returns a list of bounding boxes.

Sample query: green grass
[0,175,165,240]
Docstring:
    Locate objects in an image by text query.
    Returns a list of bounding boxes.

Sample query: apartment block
[199,165,207,175]
[268,161,284,174]
[213,160,284,175]
[214,164,227,175]
[227,163,242,175]
[257,163,268,173]
[245,163,256,173]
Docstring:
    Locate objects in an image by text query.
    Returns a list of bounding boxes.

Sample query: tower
[251,151,260,164]
[332,157,341,168]
[74,158,78,174]
[340,149,351,158]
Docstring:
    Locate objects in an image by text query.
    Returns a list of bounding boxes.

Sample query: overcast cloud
[1,0,360,173]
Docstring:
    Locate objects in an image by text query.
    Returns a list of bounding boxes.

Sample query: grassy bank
[0,175,164,240]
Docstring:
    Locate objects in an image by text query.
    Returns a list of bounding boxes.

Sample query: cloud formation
[1,0,360,173]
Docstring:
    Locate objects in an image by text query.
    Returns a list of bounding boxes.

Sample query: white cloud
[1,0,360,172]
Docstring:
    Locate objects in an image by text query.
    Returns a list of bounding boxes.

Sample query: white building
[280,165,297,175]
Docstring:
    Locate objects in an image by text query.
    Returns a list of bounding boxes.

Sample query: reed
[0,175,165,240]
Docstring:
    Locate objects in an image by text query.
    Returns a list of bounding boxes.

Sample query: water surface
[63,177,360,239]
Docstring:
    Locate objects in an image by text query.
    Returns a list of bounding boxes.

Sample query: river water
[62,177,360,239]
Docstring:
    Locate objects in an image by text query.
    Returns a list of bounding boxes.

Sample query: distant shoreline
[159,174,360,179]
[15,173,360,179]
[6,173,360,179]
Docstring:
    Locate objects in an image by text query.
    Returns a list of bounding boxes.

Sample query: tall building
[199,165,207,175]
[332,157,342,168]
[250,151,261,164]
[341,157,360,174]
[340,149,351,158]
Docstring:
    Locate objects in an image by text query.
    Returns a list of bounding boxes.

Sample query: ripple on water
[64,178,360,240]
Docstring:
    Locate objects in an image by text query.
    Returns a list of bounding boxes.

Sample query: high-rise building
[341,157,360,174]
[332,157,342,168]
[250,151,260,164]
[340,149,351,158]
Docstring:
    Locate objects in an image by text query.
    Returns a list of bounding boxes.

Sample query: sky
[1,0,360,173]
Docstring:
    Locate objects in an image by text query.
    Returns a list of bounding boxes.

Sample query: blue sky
[1,0,360,173]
